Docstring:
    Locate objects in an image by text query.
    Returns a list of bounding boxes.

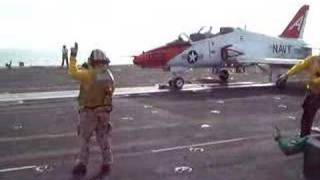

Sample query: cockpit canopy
[189,26,214,41]
[189,26,235,41]
[167,26,235,46]
[166,33,191,47]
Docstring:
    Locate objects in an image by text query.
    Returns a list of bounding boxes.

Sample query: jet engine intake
[221,45,244,62]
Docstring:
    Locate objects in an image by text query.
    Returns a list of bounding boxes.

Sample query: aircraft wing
[237,57,303,65]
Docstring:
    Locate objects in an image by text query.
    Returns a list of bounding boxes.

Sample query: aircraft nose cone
[133,56,139,65]
[133,55,144,66]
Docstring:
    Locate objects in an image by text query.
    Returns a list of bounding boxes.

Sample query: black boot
[72,163,87,176]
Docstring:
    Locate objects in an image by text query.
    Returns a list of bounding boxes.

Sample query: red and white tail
[280,5,309,39]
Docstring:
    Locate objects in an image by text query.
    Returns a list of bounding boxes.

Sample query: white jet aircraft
[133,5,311,89]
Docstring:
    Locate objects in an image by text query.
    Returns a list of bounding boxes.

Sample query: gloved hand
[70,42,78,58]
[276,73,288,89]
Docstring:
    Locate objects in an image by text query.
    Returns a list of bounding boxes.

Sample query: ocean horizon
[0,49,132,67]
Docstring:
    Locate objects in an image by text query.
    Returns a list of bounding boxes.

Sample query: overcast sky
[0,0,319,63]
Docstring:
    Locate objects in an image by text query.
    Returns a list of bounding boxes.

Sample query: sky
[0,0,319,64]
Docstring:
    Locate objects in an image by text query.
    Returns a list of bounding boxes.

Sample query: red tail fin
[280,5,309,39]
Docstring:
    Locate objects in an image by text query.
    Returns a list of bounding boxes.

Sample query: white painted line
[0,82,275,102]
[0,135,271,165]
[0,137,248,173]
[151,137,249,153]
[0,122,194,143]
[0,165,36,173]
[0,132,75,143]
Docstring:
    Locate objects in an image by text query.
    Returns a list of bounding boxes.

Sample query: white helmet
[88,49,110,65]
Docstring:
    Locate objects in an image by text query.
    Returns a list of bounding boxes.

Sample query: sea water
[0,49,131,67]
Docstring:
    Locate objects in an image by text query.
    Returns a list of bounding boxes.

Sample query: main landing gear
[164,68,229,90]
[212,65,230,83]
[218,69,229,82]
[168,76,184,90]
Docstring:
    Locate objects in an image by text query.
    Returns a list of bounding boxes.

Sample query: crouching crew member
[277,55,320,137]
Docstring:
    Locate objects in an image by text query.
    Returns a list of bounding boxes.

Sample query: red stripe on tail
[280,5,309,39]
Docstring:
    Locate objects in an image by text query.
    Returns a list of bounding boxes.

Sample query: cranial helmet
[88,49,110,65]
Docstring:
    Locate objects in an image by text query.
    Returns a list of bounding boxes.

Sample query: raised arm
[68,56,90,82]
[68,43,90,82]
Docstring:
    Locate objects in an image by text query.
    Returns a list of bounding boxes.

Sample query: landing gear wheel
[218,69,229,82]
[275,74,287,89]
[169,77,184,90]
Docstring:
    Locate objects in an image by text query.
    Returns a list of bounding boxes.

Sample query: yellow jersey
[68,57,114,108]
[287,55,320,94]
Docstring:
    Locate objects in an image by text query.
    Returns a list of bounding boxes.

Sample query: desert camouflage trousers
[76,106,113,165]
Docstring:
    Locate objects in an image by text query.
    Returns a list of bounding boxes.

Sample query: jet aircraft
[133,5,311,89]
